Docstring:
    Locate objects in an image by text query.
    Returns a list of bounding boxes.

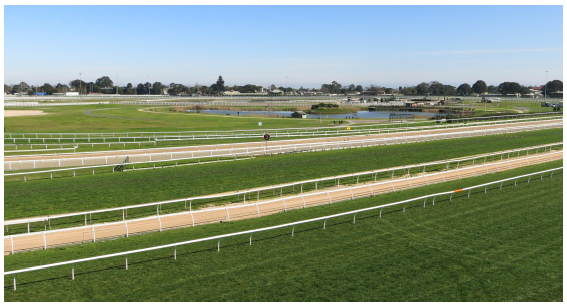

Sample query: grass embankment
[4,161,563,301]
[4,128,563,221]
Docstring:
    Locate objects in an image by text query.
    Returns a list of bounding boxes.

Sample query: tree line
[4,76,562,97]
[400,80,563,96]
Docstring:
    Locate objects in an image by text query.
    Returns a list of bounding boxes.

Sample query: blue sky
[4,5,563,89]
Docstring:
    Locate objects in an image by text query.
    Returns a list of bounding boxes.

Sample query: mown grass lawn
[4,104,337,133]
[4,128,562,220]
[4,162,562,301]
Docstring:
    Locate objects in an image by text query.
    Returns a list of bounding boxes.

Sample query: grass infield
[4,105,338,133]
[4,161,563,301]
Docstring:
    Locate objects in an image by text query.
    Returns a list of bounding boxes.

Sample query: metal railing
[4,167,562,291]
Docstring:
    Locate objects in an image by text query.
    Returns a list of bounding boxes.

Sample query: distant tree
[456,83,472,95]
[95,76,113,88]
[125,83,136,95]
[472,80,488,95]
[365,84,383,95]
[487,85,498,94]
[428,81,444,95]
[347,84,356,92]
[400,86,417,95]
[331,81,341,94]
[167,83,189,95]
[385,88,393,94]
[544,80,563,93]
[355,85,363,92]
[443,85,457,96]
[4,84,11,94]
[69,79,87,94]
[270,84,277,90]
[152,82,165,95]
[136,83,146,95]
[216,76,225,93]
[41,83,58,95]
[210,83,220,94]
[498,82,523,95]
[415,82,429,95]
[55,83,69,93]
[239,84,260,93]
[85,82,99,94]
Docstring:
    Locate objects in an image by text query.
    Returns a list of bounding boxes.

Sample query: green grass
[4,104,338,133]
[468,100,557,115]
[4,161,563,301]
[4,128,563,220]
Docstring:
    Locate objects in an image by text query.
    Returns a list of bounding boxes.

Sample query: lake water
[186,109,447,119]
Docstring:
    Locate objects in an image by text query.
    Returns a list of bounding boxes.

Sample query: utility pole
[544,71,548,104]
[79,73,82,102]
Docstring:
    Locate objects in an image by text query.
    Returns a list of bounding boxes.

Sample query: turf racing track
[5,150,562,255]
[5,118,563,171]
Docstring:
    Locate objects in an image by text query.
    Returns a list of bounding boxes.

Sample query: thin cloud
[404,48,562,55]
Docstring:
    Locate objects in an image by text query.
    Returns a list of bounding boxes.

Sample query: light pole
[544,71,548,104]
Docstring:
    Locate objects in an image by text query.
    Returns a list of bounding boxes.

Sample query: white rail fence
[4,151,562,254]
[4,167,562,291]
[4,120,562,172]
[4,140,561,186]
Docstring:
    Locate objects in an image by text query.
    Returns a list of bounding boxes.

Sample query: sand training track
[4,151,562,255]
[4,110,47,117]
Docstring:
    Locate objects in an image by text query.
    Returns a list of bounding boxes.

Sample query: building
[291,111,307,119]
[222,90,241,96]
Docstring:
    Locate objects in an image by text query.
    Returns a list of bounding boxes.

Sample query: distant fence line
[4,167,562,291]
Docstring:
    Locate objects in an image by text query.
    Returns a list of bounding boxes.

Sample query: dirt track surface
[5,151,562,255]
[4,119,562,170]
[4,110,47,117]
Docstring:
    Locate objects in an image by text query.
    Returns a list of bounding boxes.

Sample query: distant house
[291,111,307,119]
